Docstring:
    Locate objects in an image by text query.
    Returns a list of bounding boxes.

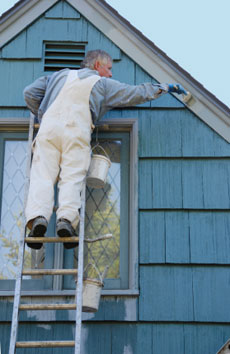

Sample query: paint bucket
[75,263,105,313]
[86,145,111,189]
[82,278,103,312]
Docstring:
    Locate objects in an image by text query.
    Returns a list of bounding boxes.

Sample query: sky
[0,0,229,107]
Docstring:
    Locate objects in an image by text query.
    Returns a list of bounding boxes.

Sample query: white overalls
[25,71,100,229]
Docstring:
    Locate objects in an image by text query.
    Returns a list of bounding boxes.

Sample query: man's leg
[56,139,90,248]
[25,135,60,248]
[57,142,90,229]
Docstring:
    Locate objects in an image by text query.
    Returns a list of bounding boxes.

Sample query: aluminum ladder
[9,114,85,353]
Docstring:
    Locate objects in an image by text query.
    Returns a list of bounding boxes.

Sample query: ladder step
[16,340,75,348]
[24,236,79,244]
[22,269,78,276]
[19,304,76,310]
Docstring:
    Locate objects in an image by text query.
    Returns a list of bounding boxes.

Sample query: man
[24,49,187,250]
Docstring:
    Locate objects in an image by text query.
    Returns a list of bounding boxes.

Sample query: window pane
[0,139,47,282]
[0,135,59,293]
[66,132,129,290]
[0,140,30,279]
[84,140,121,280]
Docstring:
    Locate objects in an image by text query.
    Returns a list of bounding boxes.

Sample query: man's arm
[104,79,168,110]
[90,78,187,122]
[23,75,50,116]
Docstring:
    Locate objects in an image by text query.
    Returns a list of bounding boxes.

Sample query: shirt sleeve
[104,79,168,109]
[90,78,168,121]
[23,75,50,116]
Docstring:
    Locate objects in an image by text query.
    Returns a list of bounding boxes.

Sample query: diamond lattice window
[0,140,30,279]
[0,130,131,291]
[71,132,130,290]
[85,140,121,280]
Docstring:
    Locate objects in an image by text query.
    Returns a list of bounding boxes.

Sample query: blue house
[0,0,230,353]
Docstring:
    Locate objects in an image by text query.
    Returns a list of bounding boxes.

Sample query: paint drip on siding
[81,326,89,354]
[123,344,133,354]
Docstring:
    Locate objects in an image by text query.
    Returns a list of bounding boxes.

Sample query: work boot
[56,218,78,249]
[27,216,48,250]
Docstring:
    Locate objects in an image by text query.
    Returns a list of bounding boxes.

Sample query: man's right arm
[23,75,50,116]
[90,77,187,122]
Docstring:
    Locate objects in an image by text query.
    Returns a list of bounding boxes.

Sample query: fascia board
[0,0,58,47]
[67,0,230,142]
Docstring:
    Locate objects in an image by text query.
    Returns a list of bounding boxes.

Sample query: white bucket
[86,145,111,189]
[82,278,103,313]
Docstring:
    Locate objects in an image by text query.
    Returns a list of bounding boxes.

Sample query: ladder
[9,114,86,353]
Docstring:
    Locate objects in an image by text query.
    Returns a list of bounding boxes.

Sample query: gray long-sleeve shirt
[23,68,169,123]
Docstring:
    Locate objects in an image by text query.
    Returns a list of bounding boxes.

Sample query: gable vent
[44,42,86,72]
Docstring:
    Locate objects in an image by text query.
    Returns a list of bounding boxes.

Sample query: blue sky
[0,0,229,107]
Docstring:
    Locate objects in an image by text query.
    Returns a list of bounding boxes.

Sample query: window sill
[0,289,139,297]
[0,290,139,322]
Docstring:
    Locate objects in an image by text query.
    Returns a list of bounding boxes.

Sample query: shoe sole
[33,224,47,237]
[27,224,47,250]
[57,225,78,249]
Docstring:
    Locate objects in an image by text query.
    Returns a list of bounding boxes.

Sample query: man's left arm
[23,75,50,116]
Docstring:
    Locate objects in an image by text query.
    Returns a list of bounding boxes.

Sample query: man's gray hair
[81,50,112,69]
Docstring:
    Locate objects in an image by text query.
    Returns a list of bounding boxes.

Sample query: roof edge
[96,0,230,116]
[0,0,58,44]
[0,0,30,24]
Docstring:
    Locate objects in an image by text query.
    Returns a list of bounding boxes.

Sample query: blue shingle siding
[140,211,230,264]
[0,1,230,353]
[139,159,230,209]
[139,108,230,157]
[45,0,81,19]
[1,322,230,354]
[140,265,230,322]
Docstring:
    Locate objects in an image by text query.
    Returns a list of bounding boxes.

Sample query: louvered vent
[44,42,86,72]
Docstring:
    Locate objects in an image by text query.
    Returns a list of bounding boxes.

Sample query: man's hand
[168,84,188,95]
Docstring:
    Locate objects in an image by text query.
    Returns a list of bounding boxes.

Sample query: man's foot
[56,218,78,249]
[27,216,48,250]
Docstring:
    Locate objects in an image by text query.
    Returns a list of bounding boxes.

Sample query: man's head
[81,50,112,78]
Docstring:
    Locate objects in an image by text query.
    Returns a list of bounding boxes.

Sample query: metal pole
[75,182,86,354]
[9,114,34,354]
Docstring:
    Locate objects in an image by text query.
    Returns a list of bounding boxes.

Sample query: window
[43,42,86,72]
[63,131,129,290]
[86,134,129,289]
[0,131,54,291]
[0,134,28,281]
[0,119,138,294]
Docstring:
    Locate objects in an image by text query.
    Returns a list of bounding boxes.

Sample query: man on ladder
[24,49,187,249]
[9,49,187,353]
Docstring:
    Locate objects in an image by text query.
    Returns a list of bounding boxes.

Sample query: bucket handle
[101,265,109,281]
[91,143,110,160]
[84,263,104,283]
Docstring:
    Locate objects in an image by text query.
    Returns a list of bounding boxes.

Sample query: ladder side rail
[9,114,35,354]
[75,181,86,354]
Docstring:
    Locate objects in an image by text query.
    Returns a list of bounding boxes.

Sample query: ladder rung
[16,340,75,348]
[22,269,78,276]
[19,304,76,310]
[24,236,79,243]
